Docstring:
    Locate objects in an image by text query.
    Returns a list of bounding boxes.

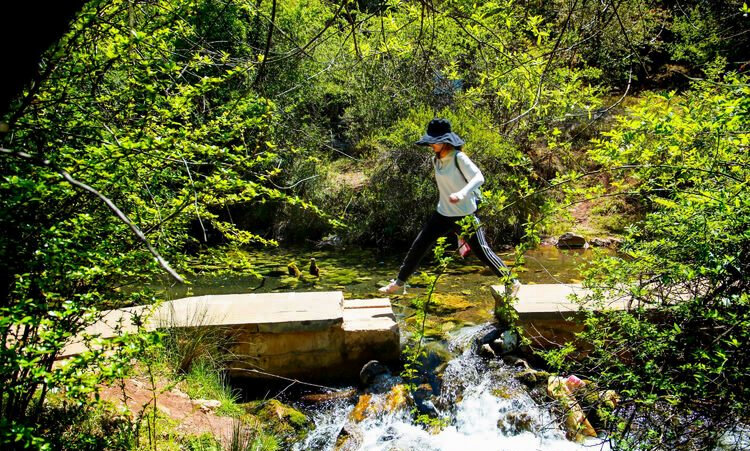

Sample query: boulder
[590,237,623,249]
[546,376,597,441]
[556,232,587,249]
[479,343,497,358]
[349,393,373,423]
[581,387,620,427]
[490,330,520,355]
[589,237,611,247]
[359,360,390,387]
[335,423,364,451]
[349,384,412,423]
[413,383,438,416]
[476,327,503,347]
[516,368,551,388]
[498,411,538,435]
[241,399,311,444]
[502,355,531,370]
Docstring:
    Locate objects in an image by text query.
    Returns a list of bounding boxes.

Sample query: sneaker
[378,279,405,295]
[510,279,522,297]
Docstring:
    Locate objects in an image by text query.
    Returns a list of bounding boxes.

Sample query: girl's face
[429,142,448,154]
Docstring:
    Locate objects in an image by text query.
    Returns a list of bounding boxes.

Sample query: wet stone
[359,360,390,387]
[498,411,538,435]
[334,423,363,451]
[490,330,520,355]
[556,232,587,249]
[479,343,497,358]
[516,368,552,388]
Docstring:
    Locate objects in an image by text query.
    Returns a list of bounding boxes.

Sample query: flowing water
[160,244,613,450]
[296,324,609,451]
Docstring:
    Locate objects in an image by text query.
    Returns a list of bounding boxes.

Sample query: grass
[181,359,244,417]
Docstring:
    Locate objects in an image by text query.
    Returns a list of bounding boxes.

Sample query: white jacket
[433,150,484,217]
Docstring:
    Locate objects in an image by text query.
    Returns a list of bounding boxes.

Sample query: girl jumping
[378,118,521,296]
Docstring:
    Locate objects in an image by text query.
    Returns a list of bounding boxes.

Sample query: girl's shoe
[510,279,522,297]
[378,279,405,295]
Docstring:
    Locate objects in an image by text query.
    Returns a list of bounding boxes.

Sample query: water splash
[297,326,610,451]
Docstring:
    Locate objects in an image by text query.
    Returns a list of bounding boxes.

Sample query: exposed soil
[570,198,595,231]
[98,377,235,445]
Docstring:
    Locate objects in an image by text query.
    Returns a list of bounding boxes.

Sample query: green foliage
[2,0,749,447]
[0,0,329,446]
[182,361,243,418]
[401,236,455,390]
[545,73,750,449]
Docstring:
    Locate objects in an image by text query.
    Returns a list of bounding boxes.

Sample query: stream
[296,323,609,451]
[163,244,613,450]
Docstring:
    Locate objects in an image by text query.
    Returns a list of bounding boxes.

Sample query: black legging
[397,211,510,282]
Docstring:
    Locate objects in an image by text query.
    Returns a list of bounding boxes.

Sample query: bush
[546,73,750,449]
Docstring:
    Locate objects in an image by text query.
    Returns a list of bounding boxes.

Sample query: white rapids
[296,324,610,451]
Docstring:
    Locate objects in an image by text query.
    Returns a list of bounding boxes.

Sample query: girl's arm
[452,152,484,200]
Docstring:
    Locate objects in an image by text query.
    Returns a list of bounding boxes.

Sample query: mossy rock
[405,316,464,340]
[407,272,433,287]
[491,385,524,399]
[516,369,552,388]
[241,399,311,444]
[447,265,485,275]
[349,385,412,423]
[580,387,619,427]
[429,293,473,314]
[325,268,360,285]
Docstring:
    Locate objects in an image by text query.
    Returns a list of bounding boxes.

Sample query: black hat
[415,118,465,148]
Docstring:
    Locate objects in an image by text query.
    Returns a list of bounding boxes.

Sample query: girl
[378,118,521,296]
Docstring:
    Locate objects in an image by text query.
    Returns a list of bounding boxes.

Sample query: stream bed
[296,323,609,451]
[163,244,613,450]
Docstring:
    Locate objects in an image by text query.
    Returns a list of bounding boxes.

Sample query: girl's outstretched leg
[379,212,453,293]
[466,217,521,296]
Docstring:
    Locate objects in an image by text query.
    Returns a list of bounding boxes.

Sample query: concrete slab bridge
[58,291,399,382]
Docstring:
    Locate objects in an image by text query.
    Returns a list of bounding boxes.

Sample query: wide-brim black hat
[415,118,465,148]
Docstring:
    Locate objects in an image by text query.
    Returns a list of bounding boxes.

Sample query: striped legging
[396,211,510,283]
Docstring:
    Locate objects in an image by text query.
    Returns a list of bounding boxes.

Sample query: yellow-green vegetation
[428,293,473,315]
[2,0,749,448]
[240,399,311,447]
[180,361,243,418]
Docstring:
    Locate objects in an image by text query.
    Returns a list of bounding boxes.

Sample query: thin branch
[229,367,341,391]
[608,0,649,77]
[178,152,207,242]
[254,0,277,87]
[0,147,184,283]
[266,174,320,190]
[500,0,579,126]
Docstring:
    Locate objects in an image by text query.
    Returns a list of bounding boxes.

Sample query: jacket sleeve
[455,152,484,198]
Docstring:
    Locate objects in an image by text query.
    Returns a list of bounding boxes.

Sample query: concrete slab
[232,328,344,356]
[343,298,393,309]
[491,283,639,349]
[152,291,345,332]
[491,284,632,320]
[59,291,401,382]
[342,298,400,367]
[60,292,345,357]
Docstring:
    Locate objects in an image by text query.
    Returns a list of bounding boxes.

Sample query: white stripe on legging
[475,223,508,276]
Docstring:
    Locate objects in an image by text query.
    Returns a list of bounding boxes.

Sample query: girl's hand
[449,193,463,203]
